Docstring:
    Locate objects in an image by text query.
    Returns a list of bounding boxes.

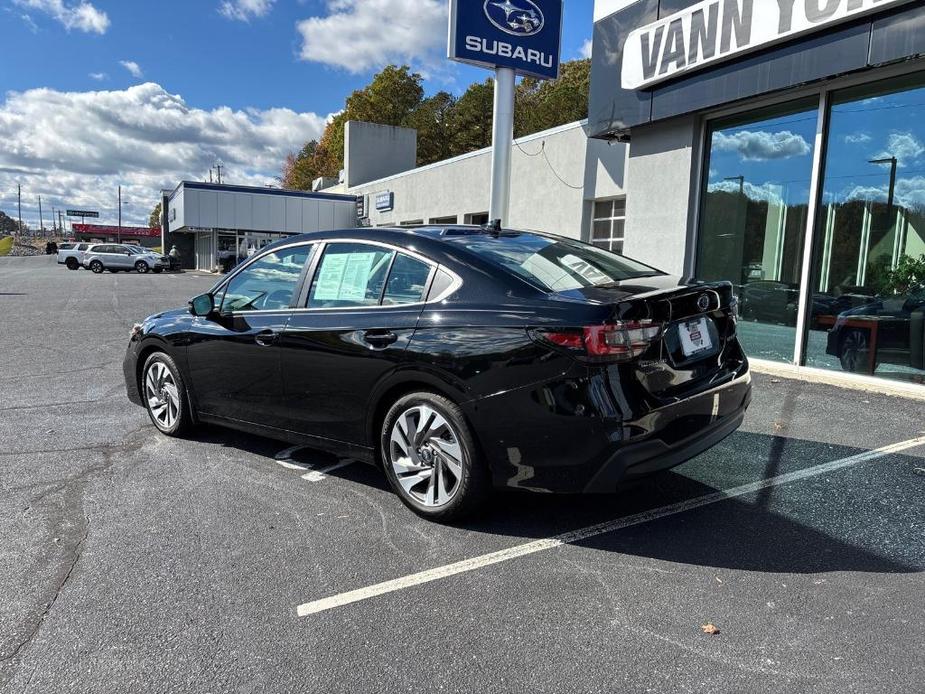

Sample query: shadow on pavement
[181,425,925,575]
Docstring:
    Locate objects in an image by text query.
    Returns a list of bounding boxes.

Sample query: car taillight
[536,320,663,361]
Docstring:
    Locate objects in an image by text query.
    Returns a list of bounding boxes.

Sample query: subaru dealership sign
[622,0,916,90]
[448,0,563,80]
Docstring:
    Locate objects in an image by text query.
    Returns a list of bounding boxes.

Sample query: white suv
[83,244,167,274]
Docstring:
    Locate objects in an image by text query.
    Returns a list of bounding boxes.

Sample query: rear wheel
[840,329,873,374]
[381,392,488,521]
[65,257,79,270]
[142,352,193,436]
[135,260,150,274]
[89,260,104,274]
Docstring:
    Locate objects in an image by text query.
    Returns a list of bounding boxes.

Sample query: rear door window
[308,243,395,308]
[382,254,432,306]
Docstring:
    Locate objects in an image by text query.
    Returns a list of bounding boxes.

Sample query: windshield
[456,233,663,292]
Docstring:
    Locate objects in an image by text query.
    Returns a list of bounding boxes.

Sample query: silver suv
[83,244,167,274]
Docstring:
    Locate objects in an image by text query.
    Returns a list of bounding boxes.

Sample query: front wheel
[89,260,104,274]
[381,392,488,521]
[65,257,79,270]
[135,260,150,274]
[142,352,194,436]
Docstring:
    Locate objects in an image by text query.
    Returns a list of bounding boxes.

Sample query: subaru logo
[484,0,545,37]
[697,294,711,312]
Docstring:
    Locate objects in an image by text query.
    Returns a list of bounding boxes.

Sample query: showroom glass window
[697,100,819,362]
[805,73,925,384]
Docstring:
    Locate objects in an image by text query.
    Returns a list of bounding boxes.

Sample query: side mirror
[189,293,215,317]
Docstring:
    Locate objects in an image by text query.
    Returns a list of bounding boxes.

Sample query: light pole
[118,185,122,243]
[868,156,898,210]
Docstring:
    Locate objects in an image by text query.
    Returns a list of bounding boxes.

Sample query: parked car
[124,226,751,520]
[57,242,93,270]
[83,244,168,274]
[826,291,925,373]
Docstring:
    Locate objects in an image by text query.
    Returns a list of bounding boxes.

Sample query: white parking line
[295,435,925,617]
[301,459,358,483]
[275,459,309,471]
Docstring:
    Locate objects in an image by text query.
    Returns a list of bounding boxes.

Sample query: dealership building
[578,0,925,391]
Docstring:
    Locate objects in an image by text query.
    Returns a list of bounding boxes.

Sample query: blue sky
[0,0,593,229]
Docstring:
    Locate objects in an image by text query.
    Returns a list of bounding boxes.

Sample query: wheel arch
[366,370,472,459]
[135,339,199,423]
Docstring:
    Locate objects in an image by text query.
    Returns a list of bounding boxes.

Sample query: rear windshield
[456,233,663,292]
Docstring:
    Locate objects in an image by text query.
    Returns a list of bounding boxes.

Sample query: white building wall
[170,183,356,235]
[621,116,700,276]
[338,121,628,242]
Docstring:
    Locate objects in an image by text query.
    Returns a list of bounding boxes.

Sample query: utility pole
[38,195,44,237]
[58,210,64,237]
[118,185,122,243]
[17,184,22,238]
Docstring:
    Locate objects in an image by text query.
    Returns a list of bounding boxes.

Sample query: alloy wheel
[136,261,149,273]
[388,405,463,508]
[90,261,103,273]
[144,361,181,430]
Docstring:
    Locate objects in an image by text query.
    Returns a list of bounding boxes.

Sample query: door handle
[364,330,398,348]
[255,329,279,347]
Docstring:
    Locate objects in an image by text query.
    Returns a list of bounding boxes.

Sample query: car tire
[89,260,104,274]
[135,260,150,274]
[381,392,489,522]
[142,352,194,436]
[65,258,79,270]
[839,329,873,374]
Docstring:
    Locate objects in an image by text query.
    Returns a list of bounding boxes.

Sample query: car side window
[220,245,312,313]
[308,243,395,309]
[382,254,432,306]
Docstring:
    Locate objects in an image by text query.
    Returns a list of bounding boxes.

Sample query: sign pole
[489,67,516,226]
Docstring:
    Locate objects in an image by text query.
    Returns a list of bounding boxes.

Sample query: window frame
[590,197,627,254]
[208,238,459,315]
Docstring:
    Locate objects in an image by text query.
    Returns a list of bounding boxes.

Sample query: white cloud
[708,179,786,203]
[875,132,925,167]
[0,83,329,228]
[13,0,109,34]
[219,0,274,21]
[579,39,593,59]
[298,0,447,74]
[88,72,108,81]
[844,132,871,145]
[843,176,925,211]
[713,129,811,161]
[20,13,39,33]
[120,60,143,79]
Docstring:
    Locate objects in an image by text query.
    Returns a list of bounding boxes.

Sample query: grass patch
[0,236,13,257]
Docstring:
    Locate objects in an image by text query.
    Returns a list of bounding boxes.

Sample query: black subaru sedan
[124,226,751,520]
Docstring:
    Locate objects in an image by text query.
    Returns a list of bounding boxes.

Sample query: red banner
[72,223,160,238]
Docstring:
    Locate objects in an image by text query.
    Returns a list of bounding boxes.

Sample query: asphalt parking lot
[1,253,924,693]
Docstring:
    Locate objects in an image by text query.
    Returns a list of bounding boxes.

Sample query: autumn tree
[149,202,162,229]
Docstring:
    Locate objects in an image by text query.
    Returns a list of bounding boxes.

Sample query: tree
[281,59,593,188]
[410,91,457,165]
[515,59,591,137]
[449,78,495,155]
[149,202,162,229]
[0,210,18,234]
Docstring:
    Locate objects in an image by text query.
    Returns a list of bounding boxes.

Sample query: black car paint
[125,227,751,493]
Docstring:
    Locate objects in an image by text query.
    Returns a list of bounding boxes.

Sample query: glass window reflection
[697,100,819,362]
[806,74,925,384]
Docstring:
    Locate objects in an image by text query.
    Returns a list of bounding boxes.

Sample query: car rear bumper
[464,360,752,494]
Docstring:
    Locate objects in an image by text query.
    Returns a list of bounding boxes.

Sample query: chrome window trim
[216,237,462,316]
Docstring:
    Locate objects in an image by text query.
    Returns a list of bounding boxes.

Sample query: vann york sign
[622,0,915,90]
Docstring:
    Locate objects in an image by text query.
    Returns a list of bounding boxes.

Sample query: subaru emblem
[484,0,545,37]
[697,294,711,312]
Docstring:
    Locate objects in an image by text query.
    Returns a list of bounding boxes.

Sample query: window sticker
[560,254,613,285]
[313,253,349,301]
